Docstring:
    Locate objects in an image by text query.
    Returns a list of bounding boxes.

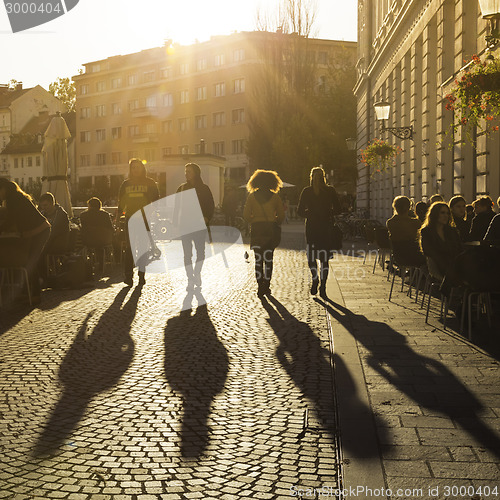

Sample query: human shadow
[164,290,228,459]
[318,296,500,458]
[32,285,140,457]
[260,295,387,457]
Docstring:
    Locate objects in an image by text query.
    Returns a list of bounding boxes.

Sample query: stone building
[355,0,500,221]
[73,31,356,203]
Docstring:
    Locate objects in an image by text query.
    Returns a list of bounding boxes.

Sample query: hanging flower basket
[360,139,401,175]
[444,54,500,143]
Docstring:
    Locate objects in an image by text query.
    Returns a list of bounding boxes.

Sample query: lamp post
[346,137,363,161]
[478,0,500,48]
[374,101,414,140]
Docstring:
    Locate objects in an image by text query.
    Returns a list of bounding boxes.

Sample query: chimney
[16,82,23,91]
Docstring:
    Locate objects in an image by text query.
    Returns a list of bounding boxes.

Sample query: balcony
[131,107,158,118]
[132,134,159,144]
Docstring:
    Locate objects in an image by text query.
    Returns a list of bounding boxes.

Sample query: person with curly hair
[243,169,285,298]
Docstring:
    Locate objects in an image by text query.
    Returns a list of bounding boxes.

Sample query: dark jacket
[80,209,114,247]
[176,181,215,222]
[420,225,462,279]
[297,185,341,251]
[44,204,70,253]
[469,209,495,242]
[453,216,472,242]
[484,213,500,243]
[2,192,47,235]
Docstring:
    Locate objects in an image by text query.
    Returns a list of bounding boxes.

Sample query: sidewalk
[325,243,500,500]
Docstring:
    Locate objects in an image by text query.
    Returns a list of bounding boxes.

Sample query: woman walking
[243,170,284,298]
[0,178,51,304]
[297,166,341,298]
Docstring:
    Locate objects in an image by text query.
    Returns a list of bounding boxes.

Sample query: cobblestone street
[0,229,341,499]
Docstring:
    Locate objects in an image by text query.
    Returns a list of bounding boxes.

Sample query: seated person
[80,197,114,274]
[38,192,70,254]
[469,196,495,242]
[387,196,425,266]
[80,197,114,248]
[430,194,444,204]
[449,195,471,242]
[484,213,500,245]
[420,202,463,284]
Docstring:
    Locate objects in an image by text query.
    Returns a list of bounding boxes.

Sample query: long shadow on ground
[318,296,500,459]
[32,285,140,457]
[261,295,388,458]
[164,290,228,459]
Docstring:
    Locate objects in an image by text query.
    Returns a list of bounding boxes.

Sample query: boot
[138,271,146,285]
[310,277,319,295]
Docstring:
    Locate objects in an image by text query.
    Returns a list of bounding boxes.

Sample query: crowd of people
[2,159,500,313]
[385,193,500,297]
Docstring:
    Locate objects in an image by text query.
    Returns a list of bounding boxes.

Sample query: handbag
[250,196,282,249]
[329,221,343,251]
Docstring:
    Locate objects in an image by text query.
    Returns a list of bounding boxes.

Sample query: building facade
[355,0,500,221]
[73,31,356,201]
[0,83,66,179]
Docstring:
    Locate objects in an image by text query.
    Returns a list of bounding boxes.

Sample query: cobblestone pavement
[0,229,341,499]
[325,244,500,500]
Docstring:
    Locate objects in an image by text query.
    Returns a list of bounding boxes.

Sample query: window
[112,152,122,164]
[214,53,225,66]
[80,84,89,95]
[180,90,189,104]
[213,112,226,127]
[178,118,189,132]
[146,95,157,108]
[214,82,225,97]
[213,141,225,156]
[128,74,137,85]
[195,115,207,130]
[80,107,91,119]
[96,81,106,92]
[128,99,139,111]
[35,156,40,166]
[162,147,172,158]
[27,156,33,167]
[144,70,155,82]
[128,125,139,137]
[144,148,156,162]
[146,123,157,134]
[234,78,245,94]
[96,153,106,166]
[196,86,207,101]
[91,64,101,73]
[80,154,90,167]
[162,120,173,133]
[160,67,173,79]
[112,127,122,139]
[232,108,245,124]
[180,63,189,75]
[178,145,189,154]
[232,139,245,154]
[112,77,122,88]
[318,51,328,65]
[128,150,139,160]
[163,93,173,107]
[234,49,245,62]
[112,103,122,115]
[196,58,207,71]
[96,104,106,117]
[80,131,91,143]
[96,129,106,142]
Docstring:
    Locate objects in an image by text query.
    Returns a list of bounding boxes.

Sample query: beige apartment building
[73,30,356,203]
[355,0,500,221]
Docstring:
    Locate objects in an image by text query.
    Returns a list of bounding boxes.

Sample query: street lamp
[346,137,363,161]
[478,0,500,48]
[374,101,414,140]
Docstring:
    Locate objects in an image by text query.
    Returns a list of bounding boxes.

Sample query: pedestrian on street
[297,166,341,298]
[176,163,215,290]
[117,158,160,287]
[0,178,51,304]
[243,169,284,298]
